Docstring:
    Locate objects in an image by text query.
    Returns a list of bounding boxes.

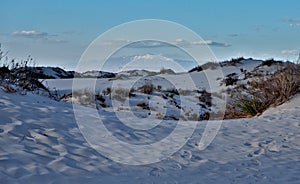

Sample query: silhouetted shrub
[189,62,219,72]
[139,84,154,94]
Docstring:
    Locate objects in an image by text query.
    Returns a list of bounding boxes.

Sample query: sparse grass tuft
[111,87,130,102]
[228,64,300,118]
[189,62,220,72]
[139,83,154,94]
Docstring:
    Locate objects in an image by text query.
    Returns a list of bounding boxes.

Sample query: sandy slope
[0,89,299,183]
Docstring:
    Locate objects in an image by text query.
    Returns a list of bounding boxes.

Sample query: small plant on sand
[139,83,154,94]
[228,64,299,118]
[0,44,50,95]
[189,62,220,72]
[111,87,130,102]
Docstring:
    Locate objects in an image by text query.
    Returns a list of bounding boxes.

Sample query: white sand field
[1,60,299,183]
[0,89,299,183]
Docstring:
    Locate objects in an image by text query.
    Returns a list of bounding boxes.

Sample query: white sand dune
[0,88,299,183]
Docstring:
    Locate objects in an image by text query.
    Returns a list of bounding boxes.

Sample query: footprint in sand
[247,148,265,158]
[258,139,281,153]
[244,142,252,147]
[248,159,262,167]
[180,150,192,160]
[253,148,265,156]
[149,167,165,176]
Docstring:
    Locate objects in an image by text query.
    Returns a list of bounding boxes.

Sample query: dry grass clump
[198,89,212,107]
[111,87,130,102]
[139,83,154,94]
[189,62,220,72]
[156,112,164,119]
[227,64,299,118]
[220,57,245,67]
[71,89,96,107]
[258,58,283,67]
[221,73,239,86]
[159,68,176,75]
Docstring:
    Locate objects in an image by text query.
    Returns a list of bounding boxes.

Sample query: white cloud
[102,40,169,48]
[172,38,190,47]
[97,38,231,48]
[11,30,48,38]
[289,24,300,27]
[132,54,174,62]
[281,49,298,55]
[191,40,231,47]
[191,40,213,45]
[173,38,231,47]
[285,18,300,22]
[100,39,231,48]
[11,30,67,43]
[103,39,130,46]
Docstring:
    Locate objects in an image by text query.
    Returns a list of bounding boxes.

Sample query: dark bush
[229,64,299,118]
[139,83,154,94]
[222,73,239,86]
[189,62,219,72]
[260,58,282,67]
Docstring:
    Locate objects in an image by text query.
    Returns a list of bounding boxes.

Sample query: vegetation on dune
[0,45,53,96]
[226,63,300,118]
[1,43,299,120]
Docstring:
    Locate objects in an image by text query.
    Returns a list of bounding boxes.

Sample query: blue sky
[1,0,300,71]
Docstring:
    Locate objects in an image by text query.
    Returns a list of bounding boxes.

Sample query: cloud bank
[132,54,174,62]
[285,18,300,23]
[289,24,300,27]
[102,39,231,49]
[281,49,298,55]
[11,30,67,43]
[11,30,49,38]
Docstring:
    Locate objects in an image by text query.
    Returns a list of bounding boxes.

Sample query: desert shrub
[189,65,203,72]
[229,64,299,117]
[0,82,17,93]
[260,58,282,67]
[156,112,164,119]
[223,104,249,119]
[160,68,175,74]
[102,87,112,95]
[72,89,96,107]
[229,57,245,64]
[232,93,266,116]
[95,94,106,107]
[17,78,48,91]
[71,89,109,108]
[156,85,162,92]
[111,87,130,102]
[164,88,179,95]
[198,89,212,107]
[199,111,210,120]
[252,65,298,104]
[221,73,239,86]
[0,45,51,96]
[220,57,245,67]
[201,62,219,70]
[139,83,154,94]
[136,101,150,110]
[0,66,10,73]
[189,62,219,72]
